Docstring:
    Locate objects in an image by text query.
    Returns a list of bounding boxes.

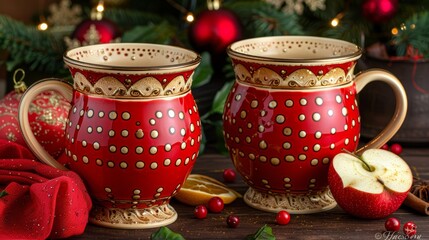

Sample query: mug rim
[63,43,201,71]
[227,36,362,63]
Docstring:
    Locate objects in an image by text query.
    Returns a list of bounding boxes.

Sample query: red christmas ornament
[362,0,398,24]
[0,70,70,158]
[72,18,120,45]
[188,8,242,56]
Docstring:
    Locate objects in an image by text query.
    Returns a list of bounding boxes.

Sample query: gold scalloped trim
[89,204,177,229]
[234,64,354,88]
[73,72,193,98]
[243,187,336,214]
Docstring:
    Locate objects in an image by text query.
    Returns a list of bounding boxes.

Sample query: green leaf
[0,190,8,198]
[209,80,234,116]
[151,227,186,240]
[121,21,177,44]
[192,52,213,88]
[246,225,276,240]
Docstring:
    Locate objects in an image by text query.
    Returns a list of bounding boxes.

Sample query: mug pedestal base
[89,204,178,229]
[244,187,337,214]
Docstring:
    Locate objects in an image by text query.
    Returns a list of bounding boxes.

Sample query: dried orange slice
[174,174,242,206]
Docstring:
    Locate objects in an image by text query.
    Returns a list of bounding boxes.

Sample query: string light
[37,16,48,31]
[391,27,399,35]
[96,1,105,12]
[330,12,344,27]
[185,12,195,23]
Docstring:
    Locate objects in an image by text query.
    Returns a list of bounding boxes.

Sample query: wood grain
[69,147,429,240]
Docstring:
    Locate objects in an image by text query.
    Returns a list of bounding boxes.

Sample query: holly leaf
[150,226,185,240]
[246,225,276,240]
[209,80,234,116]
[192,52,213,88]
[0,190,8,198]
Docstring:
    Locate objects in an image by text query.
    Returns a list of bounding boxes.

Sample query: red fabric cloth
[0,140,92,239]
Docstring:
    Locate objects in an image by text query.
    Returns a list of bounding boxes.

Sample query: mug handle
[354,69,408,155]
[18,79,73,171]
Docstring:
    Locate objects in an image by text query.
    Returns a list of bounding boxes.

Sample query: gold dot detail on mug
[298,114,305,121]
[122,112,131,120]
[98,111,105,118]
[285,99,294,107]
[240,110,247,119]
[168,109,175,118]
[276,115,285,124]
[82,156,89,164]
[136,161,145,169]
[178,111,184,120]
[270,157,280,166]
[311,159,319,166]
[268,100,277,109]
[87,109,94,118]
[256,140,267,150]
[93,142,100,150]
[109,111,117,120]
[156,111,163,118]
[121,130,129,137]
[164,158,171,166]
[150,146,158,155]
[312,113,321,122]
[315,97,323,106]
[151,130,159,139]
[82,140,87,147]
[97,126,103,133]
[135,129,144,139]
[120,162,128,169]
[121,146,129,154]
[285,155,294,162]
[250,100,259,108]
[336,95,342,104]
[300,98,307,106]
[150,162,158,170]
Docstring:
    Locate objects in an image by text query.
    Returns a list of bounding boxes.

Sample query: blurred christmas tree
[0,0,428,149]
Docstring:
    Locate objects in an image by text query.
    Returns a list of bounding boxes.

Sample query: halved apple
[328,149,413,219]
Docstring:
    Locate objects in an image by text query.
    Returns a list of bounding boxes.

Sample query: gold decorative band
[233,63,355,88]
[73,72,193,98]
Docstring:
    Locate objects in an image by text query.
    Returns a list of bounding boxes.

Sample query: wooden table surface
[70,146,429,240]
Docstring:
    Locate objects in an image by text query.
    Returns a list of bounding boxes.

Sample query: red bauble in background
[72,18,120,45]
[0,82,70,159]
[188,9,242,56]
[362,0,398,24]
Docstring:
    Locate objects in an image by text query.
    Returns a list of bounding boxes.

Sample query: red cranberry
[194,205,208,219]
[275,210,291,225]
[403,221,417,237]
[390,143,403,155]
[380,143,389,150]
[384,217,400,232]
[223,168,237,183]
[226,215,240,228]
[207,196,224,213]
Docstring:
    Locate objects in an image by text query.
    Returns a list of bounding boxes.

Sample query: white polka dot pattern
[223,81,360,194]
[63,91,201,209]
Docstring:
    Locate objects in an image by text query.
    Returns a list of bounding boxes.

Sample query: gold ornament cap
[13,69,27,94]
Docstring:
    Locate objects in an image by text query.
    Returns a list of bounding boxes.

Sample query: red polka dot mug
[18,43,202,228]
[223,36,407,214]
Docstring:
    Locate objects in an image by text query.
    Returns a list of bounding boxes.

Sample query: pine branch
[0,15,66,75]
[223,0,304,37]
[103,8,165,31]
[393,12,429,58]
